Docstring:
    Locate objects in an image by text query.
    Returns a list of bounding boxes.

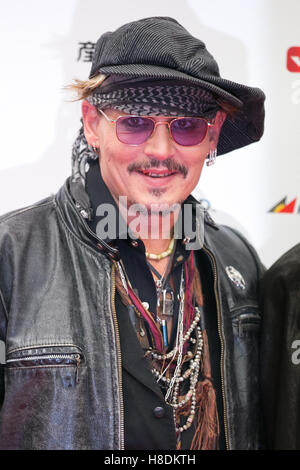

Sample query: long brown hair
[65,73,107,100]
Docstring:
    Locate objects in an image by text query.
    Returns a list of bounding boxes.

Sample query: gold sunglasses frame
[98,109,214,147]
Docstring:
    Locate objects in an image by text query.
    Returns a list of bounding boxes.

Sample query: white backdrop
[0,0,299,268]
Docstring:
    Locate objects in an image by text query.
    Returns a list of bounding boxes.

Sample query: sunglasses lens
[171,118,208,146]
[116,116,154,144]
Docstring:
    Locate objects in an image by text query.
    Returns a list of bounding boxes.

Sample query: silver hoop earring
[206,148,217,166]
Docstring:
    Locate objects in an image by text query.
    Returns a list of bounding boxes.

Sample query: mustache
[128,158,188,178]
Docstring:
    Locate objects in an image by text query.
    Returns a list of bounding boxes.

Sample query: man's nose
[143,122,175,159]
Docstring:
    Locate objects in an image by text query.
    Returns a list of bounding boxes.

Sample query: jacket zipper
[202,246,230,450]
[111,263,125,450]
[70,197,124,445]
[6,353,82,383]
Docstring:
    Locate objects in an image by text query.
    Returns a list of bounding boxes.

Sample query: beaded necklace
[145,237,175,261]
[115,252,204,436]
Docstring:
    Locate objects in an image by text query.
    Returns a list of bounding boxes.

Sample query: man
[0,17,265,450]
[261,244,300,449]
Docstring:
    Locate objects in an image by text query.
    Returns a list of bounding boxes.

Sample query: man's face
[83,103,225,211]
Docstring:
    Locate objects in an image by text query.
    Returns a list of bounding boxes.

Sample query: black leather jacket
[261,243,300,449]
[0,178,265,450]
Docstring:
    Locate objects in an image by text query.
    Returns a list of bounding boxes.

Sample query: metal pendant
[161,289,174,317]
[225,265,246,290]
[138,317,145,337]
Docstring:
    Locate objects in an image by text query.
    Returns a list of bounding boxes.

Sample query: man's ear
[215,110,227,130]
[81,100,100,146]
[209,110,227,145]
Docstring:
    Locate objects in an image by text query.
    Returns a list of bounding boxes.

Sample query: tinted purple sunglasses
[98,109,214,147]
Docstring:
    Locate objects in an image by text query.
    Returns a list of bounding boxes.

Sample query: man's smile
[135,168,179,179]
[127,158,189,179]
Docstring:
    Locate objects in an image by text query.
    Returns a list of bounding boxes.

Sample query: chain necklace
[115,255,203,434]
[150,305,203,433]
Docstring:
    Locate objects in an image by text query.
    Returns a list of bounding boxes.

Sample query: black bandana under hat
[86,78,220,118]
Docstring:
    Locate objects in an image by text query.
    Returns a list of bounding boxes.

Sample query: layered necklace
[114,244,204,436]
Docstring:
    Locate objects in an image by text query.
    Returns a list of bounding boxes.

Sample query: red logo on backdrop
[287,47,300,72]
[268,196,298,213]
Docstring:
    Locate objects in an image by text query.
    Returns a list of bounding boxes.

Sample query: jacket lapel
[115,293,164,399]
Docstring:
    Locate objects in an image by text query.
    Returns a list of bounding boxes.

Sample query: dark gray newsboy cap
[89,16,265,156]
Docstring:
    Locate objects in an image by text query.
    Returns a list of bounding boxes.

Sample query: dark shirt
[85,160,225,450]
